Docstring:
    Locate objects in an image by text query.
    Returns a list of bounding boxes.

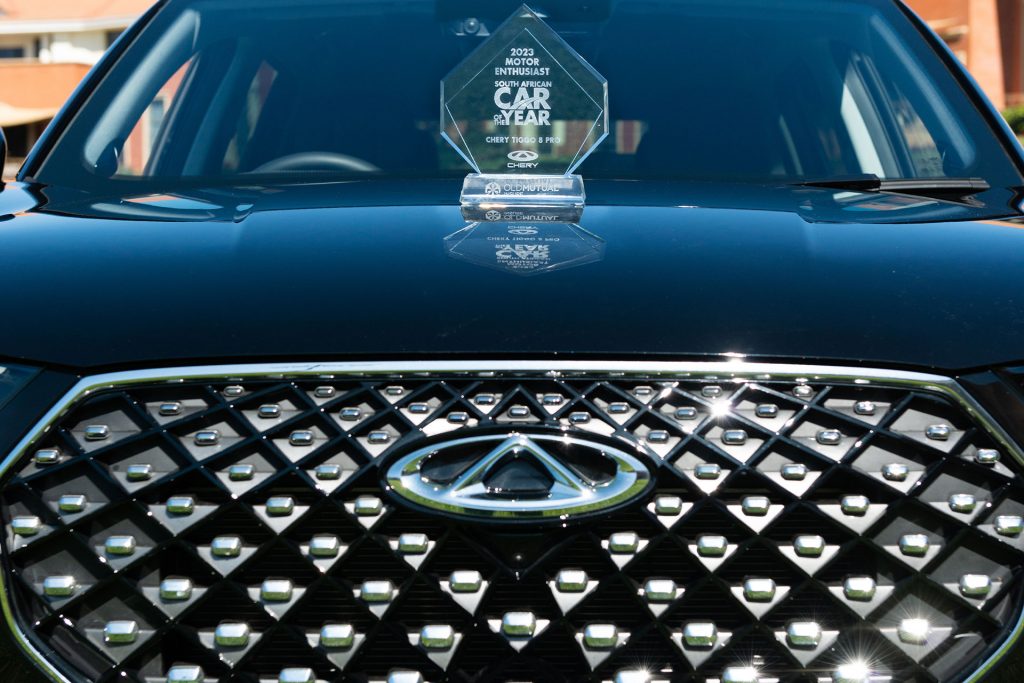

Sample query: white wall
[41,30,108,65]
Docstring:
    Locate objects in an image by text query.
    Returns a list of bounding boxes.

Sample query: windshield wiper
[796,175,990,199]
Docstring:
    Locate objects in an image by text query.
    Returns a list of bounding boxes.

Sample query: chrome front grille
[1,363,1023,683]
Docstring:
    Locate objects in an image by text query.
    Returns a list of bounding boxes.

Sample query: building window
[106,30,123,48]
[0,46,25,59]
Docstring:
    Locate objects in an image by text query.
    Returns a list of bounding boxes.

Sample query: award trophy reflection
[441,4,608,275]
[444,222,605,277]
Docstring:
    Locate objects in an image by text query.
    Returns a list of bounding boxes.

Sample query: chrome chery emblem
[385,433,652,519]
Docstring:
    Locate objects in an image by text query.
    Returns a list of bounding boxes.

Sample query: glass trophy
[441,4,608,222]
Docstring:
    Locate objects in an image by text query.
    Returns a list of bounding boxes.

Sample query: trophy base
[460,174,586,223]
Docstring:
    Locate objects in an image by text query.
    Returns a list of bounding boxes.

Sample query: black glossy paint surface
[0,180,1021,371]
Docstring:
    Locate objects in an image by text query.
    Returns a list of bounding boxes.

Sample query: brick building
[0,0,154,171]
[905,0,1024,109]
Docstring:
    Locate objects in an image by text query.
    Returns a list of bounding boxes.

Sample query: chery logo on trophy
[507,150,540,168]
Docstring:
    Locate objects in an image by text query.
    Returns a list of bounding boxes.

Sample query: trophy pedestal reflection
[445,221,605,276]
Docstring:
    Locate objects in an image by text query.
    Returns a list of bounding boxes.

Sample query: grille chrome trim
[1,360,1023,683]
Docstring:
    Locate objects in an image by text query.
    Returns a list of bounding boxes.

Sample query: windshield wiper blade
[796,175,990,197]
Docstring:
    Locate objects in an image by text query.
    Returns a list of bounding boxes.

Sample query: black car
[2,1,1024,682]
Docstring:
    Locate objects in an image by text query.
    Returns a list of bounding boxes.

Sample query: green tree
[1004,105,1024,139]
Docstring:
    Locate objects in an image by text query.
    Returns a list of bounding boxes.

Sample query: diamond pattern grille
[2,371,1023,683]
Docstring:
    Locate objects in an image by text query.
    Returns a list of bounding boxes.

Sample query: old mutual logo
[384,433,653,520]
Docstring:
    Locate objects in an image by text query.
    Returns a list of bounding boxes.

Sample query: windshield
[31,0,1024,192]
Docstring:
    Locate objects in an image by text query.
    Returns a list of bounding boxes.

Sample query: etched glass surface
[441,4,608,176]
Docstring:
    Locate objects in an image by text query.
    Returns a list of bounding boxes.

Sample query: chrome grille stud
[642,578,678,603]
[308,534,340,558]
[721,429,748,446]
[34,448,61,465]
[843,576,877,601]
[11,515,41,536]
[742,578,776,601]
[42,575,77,597]
[960,573,993,598]
[386,671,423,683]
[582,623,621,649]
[278,668,316,683]
[694,463,722,480]
[784,621,821,647]
[193,429,220,446]
[449,570,483,593]
[339,407,362,421]
[854,401,877,416]
[898,618,931,645]
[228,463,255,480]
[125,463,153,481]
[159,577,193,601]
[214,621,250,647]
[158,402,183,416]
[257,404,282,419]
[57,493,87,512]
[165,495,195,515]
[696,534,729,557]
[682,621,718,647]
[501,611,536,637]
[104,534,136,556]
[359,580,396,603]
[210,535,242,557]
[793,384,814,398]
[288,430,314,446]
[418,624,456,650]
[976,448,1001,464]
[83,424,110,441]
[319,623,355,648]
[314,463,341,480]
[840,494,870,515]
[353,495,383,516]
[721,666,759,683]
[653,495,682,515]
[833,662,872,683]
[996,515,1024,536]
[259,578,293,602]
[166,665,204,683]
[882,462,909,481]
[780,463,807,480]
